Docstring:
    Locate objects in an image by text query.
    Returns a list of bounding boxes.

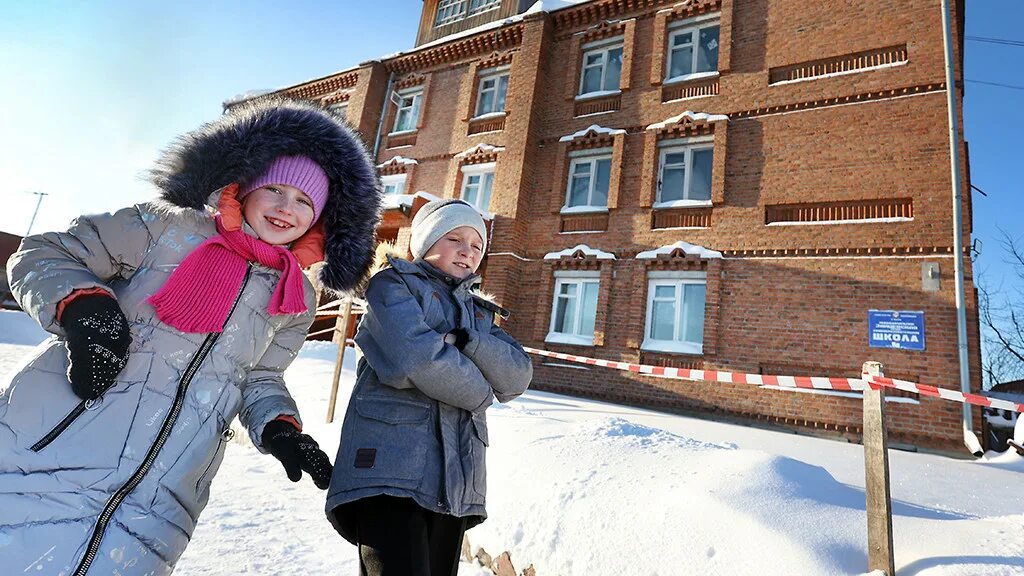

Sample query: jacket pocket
[196,421,233,497]
[10,350,153,468]
[342,396,432,482]
[468,415,488,502]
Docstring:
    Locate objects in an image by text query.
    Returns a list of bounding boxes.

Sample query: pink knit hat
[239,155,330,222]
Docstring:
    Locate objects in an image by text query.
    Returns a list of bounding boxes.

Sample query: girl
[326,199,534,576]
[0,100,380,575]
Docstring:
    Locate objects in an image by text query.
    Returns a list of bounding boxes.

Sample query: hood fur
[148,98,381,294]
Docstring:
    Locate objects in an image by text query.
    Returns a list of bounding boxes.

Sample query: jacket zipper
[72,263,253,576]
[435,402,450,514]
[30,397,98,452]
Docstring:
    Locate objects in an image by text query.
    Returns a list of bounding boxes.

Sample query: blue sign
[868,310,925,351]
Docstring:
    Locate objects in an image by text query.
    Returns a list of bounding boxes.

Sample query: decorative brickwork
[769,45,909,85]
[765,198,914,225]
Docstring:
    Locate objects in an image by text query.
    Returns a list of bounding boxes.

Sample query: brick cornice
[551,0,720,35]
[386,24,524,74]
[280,71,360,101]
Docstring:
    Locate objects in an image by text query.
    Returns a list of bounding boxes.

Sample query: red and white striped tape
[523,346,1024,414]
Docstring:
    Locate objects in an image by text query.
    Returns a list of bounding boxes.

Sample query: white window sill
[545,332,596,347]
[664,71,720,85]
[765,217,914,226]
[641,340,703,355]
[653,199,713,209]
[388,129,418,137]
[575,90,622,102]
[560,206,610,215]
[470,111,507,121]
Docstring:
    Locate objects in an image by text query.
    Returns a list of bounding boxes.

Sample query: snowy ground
[1,310,1022,575]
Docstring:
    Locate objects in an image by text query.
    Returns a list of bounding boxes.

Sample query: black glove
[448,328,470,351]
[61,294,132,401]
[261,420,333,489]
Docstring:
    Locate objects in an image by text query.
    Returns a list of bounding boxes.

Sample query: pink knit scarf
[149,214,308,333]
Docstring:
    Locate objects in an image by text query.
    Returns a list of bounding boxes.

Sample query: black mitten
[61,294,132,400]
[261,420,333,489]
[448,328,470,351]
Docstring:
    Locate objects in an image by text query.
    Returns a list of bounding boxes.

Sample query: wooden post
[862,361,895,575]
[326,298,353,423]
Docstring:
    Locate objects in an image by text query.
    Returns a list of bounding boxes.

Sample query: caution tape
[523,346,1024,414]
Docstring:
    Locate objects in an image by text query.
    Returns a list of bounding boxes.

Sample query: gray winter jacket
[326,256,533,543]
[0,100,380,575]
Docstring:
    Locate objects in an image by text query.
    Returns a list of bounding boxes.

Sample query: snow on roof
[222,89,275,108]
[559,124,627,143]
[413,190,443,203]
[544,244,616,260]
[381,194,415,210]
[454,143,506,159]
[376,155,419,168]
[646,111,730,131]
[636,241,722,259]
[524,0,596,15]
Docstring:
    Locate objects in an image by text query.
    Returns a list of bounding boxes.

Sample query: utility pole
[26,191,48,236]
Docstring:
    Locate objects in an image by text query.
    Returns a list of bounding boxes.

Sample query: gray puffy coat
[0,101,380,575]
[326,256,533,544]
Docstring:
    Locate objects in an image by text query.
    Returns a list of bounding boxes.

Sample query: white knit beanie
[410,199,488,259]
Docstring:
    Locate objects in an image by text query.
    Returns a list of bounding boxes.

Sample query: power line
[965,79,1024,91]
[966,35,1024,48]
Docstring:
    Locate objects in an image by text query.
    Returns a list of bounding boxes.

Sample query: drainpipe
[372,71,397,160]
[939,0,979,455]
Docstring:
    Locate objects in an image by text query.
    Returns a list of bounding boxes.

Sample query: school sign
[868,310,926,351]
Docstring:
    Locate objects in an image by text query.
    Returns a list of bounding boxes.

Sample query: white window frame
[546,270,601,346]
[665,14,721,84]
[562,149,613,214]
[435,0,466,25]
[391,88,423,135]
[642,271,707,355]
[435,0,499,26]
[474,67,510,118]
[655,137,715,208]
[460,162,496,211]
[577,38,625,98]
[381,173,407,196]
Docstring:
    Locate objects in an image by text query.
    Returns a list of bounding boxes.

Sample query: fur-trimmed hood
[148,99,381,293]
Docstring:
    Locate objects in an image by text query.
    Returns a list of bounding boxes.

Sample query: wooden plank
[863,361,896,576]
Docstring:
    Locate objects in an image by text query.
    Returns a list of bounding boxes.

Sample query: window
[643,272,706,354]
[329,103,348,121]
[381,174,407,196]
[460,163,495,210]
[547,272,600,346]
[475,72,509,117]
[435,0,499,26]
[579,41,624,96]
[666,20,720,82]
[392,89,423,134]
[657,141,714,206]
[564,152,612,212]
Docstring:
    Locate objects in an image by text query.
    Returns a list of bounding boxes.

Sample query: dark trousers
[354,495,468,576]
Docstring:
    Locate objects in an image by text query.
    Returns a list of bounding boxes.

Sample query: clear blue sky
[1,1,1020,286]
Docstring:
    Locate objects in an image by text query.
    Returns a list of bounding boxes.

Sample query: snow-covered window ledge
[470,111,508,122]
[575,89,623,102]
[545,332,596,347]
[560,206,609,215]
[387,128,418,137]
[640,340,703,355]
[664,70,720,86]
[653,199,713,210]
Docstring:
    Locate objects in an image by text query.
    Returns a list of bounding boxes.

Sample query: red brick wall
[270,0,977,452]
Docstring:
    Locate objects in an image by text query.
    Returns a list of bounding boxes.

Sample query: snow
[769,61,909,87]
[767,217,915,226]
[544,244,616,260]
[1,308,1022,575]
[381,193,415,210]
[376,155,418,168]
[559,124,626,142]
[636,240,723,259]
[523,0,595,16]
[646,110,730,131]
[454,143,506,159]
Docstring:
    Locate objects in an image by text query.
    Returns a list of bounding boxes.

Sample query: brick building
[232,0,980,452]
